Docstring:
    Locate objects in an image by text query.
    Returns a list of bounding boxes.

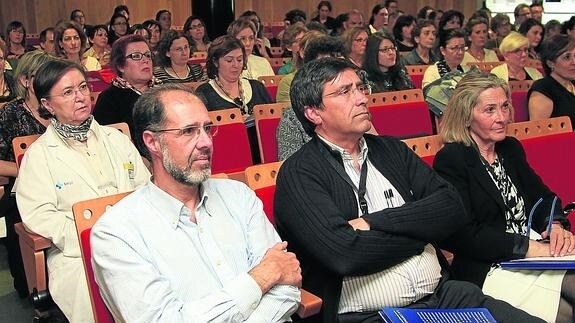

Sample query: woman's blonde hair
[439,71,513,146]
[499,31,529,54]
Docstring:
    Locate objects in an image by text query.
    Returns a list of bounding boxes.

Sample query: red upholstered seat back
[257,118,282,163]
[369,101,433,138]
[210,123,253,174]
[511,91,529,122]
[81,229,114,323]
[409,74,424,89]
[265,85,278,102]
[254,186,277,225]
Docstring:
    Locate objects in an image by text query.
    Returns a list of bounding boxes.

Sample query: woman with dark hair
[416,6,435,19]
[393,15,417,52]
[143,19,162,53]
[129,24,150,40]
[227,17,274,79]
[486,13,512,51]
[528,34,575,127]
[5,21,28,61]
[196,35,272,163]
[156,9,172,36]
[16,59,149,323]
[55,21,101,71]
[240,10,272,59]
[84,24,111,67]
[0,44,16,104]
[403,19,439,65]
[368,4,389,34]
[562,16,575,40]
[545,20,562,40]
[363,31,414,93]
[113,5,130,21]
[519,18,544,60]
[107,13,129,45]
[93,34,157,138]
[183,15,211,52]
[462,18,500,66]
[423,28,468,88]
[341,27,369,69]
[153,30,206,83]
[311,1,336,31]
[0,51,55,297]
[438,10,465,32]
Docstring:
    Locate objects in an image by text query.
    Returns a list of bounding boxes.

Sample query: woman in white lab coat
[16,59,150,322]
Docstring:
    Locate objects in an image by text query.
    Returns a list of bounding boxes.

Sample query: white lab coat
[16,120,150,322]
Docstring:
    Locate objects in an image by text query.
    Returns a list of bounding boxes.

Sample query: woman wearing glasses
[422,28,468,89]
[183,15,211,52]
[341,27,368,69]
[16,59,149,323]
[93,34,157,139]
[363,31,413,93]
[54,21,101,71]
[107,13,129,46]
[434,71,575,323]
[153,30,207,83]
[490,32,542,82]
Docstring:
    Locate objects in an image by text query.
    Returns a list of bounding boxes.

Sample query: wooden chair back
[12,134,41,168]
[507,116,572,140]
[244,161,282,190]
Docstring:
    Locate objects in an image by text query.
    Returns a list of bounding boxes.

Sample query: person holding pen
[434,71,575,323]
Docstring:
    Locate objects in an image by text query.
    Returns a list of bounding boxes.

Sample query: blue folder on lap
[500,258,575,270]
[379,308,496,323]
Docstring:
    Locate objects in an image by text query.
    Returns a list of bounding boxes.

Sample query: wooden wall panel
[1,0,481,35]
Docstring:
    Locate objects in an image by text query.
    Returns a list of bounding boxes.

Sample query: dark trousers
[338,279,546,323]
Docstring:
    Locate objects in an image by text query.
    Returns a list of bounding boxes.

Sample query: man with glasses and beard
[91,83,301,322]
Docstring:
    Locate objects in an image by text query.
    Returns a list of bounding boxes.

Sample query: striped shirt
[153,64,207,83]
[318,136,442,313]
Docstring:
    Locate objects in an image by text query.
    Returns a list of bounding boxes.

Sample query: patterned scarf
[51,115,94,142]
[111,76,160,95]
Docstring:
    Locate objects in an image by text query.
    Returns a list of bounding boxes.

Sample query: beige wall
[1,1,481,35]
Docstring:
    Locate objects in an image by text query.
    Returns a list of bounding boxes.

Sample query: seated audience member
[156,9,172,36]
[344,9,365,30]
[435,10,465,57]
[562,16,575,40]
[128,24,149,39]
[70,9,91,36]
[341,27,368,69]
[274,56,545,323]
[461,18,500,67]
[153,30,206,83]
[142,20,162,52]
[113,5,130,21]
[39,27,55,55]
[330,13,348,37]
[368,5,388,34]
[402,19,439,65]
[486,13,512,51]
[6,21,29,61]
[434,71,575,323]
[16,59,149,323]
[91,83,301,322]
[277,35,346,160]
[227,17,274,80]
[0,51,55,298]
[528,35,575,126]
[363,31,414,93]
[393,15,416,52]
[417,6,434,19]
[545,20,562,40]
[54,21,101,71]
[491,32,542,82]
[107,13,129,46]
[240,10,273,59]
[93,34,157,138]
[183,15,211,52]
[276,30,325,102]
[518,18,544,60]
[196,35,272,164]
[530,2,544,22]
[0,44,16,104]
[311,1,336,32]
[423,29,468,88]
[84,24,111,67]
[277,23,308,75]
[514,3,532,30]
[275,9,307,46]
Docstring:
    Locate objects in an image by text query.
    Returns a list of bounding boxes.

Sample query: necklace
[170,65,189,79]
[468,48,485,62]
[553,73,575,95]
[214,78,248,114]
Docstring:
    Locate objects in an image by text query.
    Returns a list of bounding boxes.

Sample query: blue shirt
[91,179,300,322]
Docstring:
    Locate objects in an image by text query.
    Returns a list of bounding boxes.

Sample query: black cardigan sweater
[274,134,466,322]
[92,85,140,139]
[433,137,568,287]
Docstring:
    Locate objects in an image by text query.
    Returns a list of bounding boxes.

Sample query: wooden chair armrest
[14,222,52,250]
[297,289,322,318]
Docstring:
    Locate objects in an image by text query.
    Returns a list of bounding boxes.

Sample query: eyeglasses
[379,46,397,53]
[323,83,372,98]
[125,51,153,61]
[510,47,529,55]
[47,82,90,100]
[149,124,218,139]
[446,45,466,52]
[114,22,128,26]
[170,44,190,53]
[189,24,204,30]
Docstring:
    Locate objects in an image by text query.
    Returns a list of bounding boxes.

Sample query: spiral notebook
[379,308,497,323]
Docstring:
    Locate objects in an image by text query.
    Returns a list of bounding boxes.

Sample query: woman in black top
[393,15,417,52]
